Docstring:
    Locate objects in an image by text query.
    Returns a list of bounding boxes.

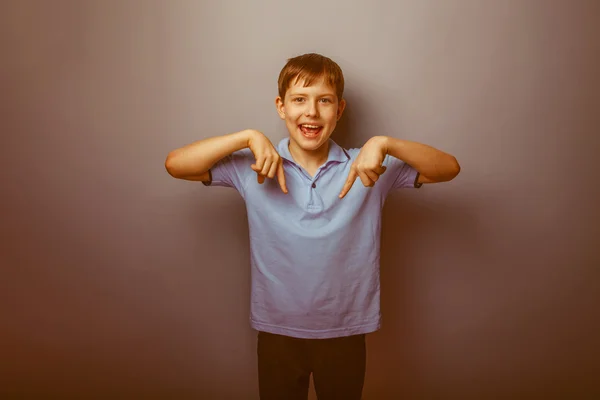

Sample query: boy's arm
[339,136,460,198]
[165,129,288,193]
[164,129,253,181]
[382,136,460,184]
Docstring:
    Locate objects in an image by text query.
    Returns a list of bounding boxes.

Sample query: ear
[275,96,286,120]
[336,98,347,121]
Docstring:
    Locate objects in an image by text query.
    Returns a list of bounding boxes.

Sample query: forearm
[165,129,253,178]
[378,136,460,181]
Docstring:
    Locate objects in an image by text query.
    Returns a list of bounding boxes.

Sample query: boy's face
[275,76,346,155]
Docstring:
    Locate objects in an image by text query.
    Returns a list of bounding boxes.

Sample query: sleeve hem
[414,172,423,188]
[201,169,213,186]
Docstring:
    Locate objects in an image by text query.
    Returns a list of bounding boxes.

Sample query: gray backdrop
[2,0,599,398]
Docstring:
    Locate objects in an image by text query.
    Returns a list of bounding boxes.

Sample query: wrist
[242,129,261,148]
[371,135,390,155]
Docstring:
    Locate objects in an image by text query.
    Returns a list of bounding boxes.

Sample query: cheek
[325,109,339,122]
[285,117,300,129]
[285,110,301,122]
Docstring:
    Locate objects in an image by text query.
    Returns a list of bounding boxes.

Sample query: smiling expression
[276,76,346,161]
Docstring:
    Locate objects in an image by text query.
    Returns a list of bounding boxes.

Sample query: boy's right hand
[247,130,288,194]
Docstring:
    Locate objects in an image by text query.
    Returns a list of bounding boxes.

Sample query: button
[312,183,316,188]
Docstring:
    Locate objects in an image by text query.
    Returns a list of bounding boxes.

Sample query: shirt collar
[277,137,350,166]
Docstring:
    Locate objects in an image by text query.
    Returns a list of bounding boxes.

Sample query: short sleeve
[382,153,422,190]
[202,148,255,193]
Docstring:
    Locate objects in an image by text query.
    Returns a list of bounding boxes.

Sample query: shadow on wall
[368,194,482,398]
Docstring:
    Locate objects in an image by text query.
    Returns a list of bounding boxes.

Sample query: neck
[288,139,330,174]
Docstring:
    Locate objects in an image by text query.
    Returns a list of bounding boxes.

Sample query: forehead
[287,75,336,96]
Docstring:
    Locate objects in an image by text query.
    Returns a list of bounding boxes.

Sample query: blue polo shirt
[205,137,421,339]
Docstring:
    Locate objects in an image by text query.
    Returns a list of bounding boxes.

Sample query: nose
[304,100,319,117]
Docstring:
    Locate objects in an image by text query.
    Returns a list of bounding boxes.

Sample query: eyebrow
[288,92,336,97]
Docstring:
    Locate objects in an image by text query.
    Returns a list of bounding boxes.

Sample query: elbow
[164,152,182,178]
[448,157,461,180]
[437,156,460,182]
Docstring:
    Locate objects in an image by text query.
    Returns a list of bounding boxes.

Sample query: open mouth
[299,124,323,138]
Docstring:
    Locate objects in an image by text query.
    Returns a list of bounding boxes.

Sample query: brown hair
[277,53,345,101]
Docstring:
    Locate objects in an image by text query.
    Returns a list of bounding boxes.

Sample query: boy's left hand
[339,136,388,199]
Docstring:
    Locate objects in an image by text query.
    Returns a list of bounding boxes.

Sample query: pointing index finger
[277,162,288,193]
[339,168,358,199]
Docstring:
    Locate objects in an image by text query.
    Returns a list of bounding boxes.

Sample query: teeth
[302,125,320,129]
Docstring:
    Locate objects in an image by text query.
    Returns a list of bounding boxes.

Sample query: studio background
[2,0,598,398]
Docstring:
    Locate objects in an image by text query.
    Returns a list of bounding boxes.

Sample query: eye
[320,98,332,103]
[293,97,304,103]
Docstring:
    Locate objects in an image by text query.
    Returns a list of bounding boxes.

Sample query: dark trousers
[257,331,366,400]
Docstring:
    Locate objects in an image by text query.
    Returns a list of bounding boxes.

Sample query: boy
[165,53,460,400]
